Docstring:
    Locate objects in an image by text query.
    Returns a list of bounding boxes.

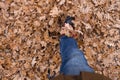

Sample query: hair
[64,16,75,29]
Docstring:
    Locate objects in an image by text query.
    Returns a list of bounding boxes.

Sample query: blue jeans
[60,36,94,75]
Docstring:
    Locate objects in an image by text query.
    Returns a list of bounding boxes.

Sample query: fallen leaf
[81,21,92,30]
[59,0,65,5]
[31,57,37,67]
[33,20,40,27]
[49,6,61,17]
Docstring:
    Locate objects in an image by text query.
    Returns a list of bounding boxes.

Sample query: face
[64,23,74,30]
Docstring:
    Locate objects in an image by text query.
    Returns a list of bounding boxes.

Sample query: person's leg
[60,35,94,75]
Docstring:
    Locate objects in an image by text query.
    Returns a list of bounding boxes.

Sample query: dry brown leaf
[0,2,6,9]
[40,41,47,47]
[40,65,47,73]
[31,57,37,67]
[0,27,2,34]
[85,47,95,64]
[24,62,31,69]
[0,59,4,65]
[35,75,41,80]
[49,6,61,17]
[39,15,46,21]
[33,20,40,27]
[91,0,107,6]
[44,30,50,42]
[81,21,92,30]
[59,0,66,5]
[96,11,103,20]
[13,74,21,80]
[114,24,120,29]
[49,18,54,25]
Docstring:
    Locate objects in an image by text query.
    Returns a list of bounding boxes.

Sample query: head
[64,16,75,29]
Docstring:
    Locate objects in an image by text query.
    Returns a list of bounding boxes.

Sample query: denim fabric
[60,35,94,75]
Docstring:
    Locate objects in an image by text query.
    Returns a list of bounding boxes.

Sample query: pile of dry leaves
[0,0,120,80]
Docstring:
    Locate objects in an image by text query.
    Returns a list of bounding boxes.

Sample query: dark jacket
[53,72,111,80]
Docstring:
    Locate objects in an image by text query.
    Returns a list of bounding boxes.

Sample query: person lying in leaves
[48,16,111,80]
